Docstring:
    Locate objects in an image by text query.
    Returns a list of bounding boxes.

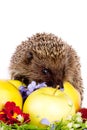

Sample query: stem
[53,85,59,95]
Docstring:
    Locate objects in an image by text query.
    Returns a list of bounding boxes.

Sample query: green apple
[23,87,75,128]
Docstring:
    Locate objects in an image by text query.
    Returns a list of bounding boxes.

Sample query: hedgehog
[9,33,83,101]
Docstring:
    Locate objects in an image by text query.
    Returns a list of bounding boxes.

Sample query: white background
[0,0,87,107]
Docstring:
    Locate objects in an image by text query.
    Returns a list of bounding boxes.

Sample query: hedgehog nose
[46,81,54,87]
[46,80,64,90]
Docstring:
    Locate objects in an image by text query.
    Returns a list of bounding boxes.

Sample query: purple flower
[27,81,37,92]
[60,88,64,91]
[27,81,47,92]
[35,82,47,89]
[40,118,50,126]
[19,81,47,101]
[19,86,28,102]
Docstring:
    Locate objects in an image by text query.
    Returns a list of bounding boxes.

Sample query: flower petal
[40,118,50,126]
[35,82,47,89]
[28,81,36,92]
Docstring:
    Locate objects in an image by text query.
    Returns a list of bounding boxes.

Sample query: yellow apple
[0,80,23,110]
[7,79,26,89]
[64,82,81,111]
[23,87,75,128]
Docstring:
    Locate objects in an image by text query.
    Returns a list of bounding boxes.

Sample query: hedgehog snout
[46,79,64,89]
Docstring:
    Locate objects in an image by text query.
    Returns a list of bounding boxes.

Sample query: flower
[27,81,47,93]
[19,86,28,102]
[78,108,87,121]
[40,118,50,126]
[0,111,7,123]
[0,101,30,125]
[19,81,47,101]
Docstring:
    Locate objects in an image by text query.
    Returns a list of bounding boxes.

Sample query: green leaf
[0,122,48,130]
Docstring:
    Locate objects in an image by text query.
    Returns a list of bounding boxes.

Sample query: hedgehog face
[10,46,72,89]
[22,51,66,88]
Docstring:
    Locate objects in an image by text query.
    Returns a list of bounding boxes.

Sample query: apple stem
[53,85,59,95]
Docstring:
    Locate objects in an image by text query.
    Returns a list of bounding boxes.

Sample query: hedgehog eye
[42,68,51,75]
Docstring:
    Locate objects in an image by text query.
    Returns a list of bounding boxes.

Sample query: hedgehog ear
[27,52,33,60]
[25,52,33,64]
